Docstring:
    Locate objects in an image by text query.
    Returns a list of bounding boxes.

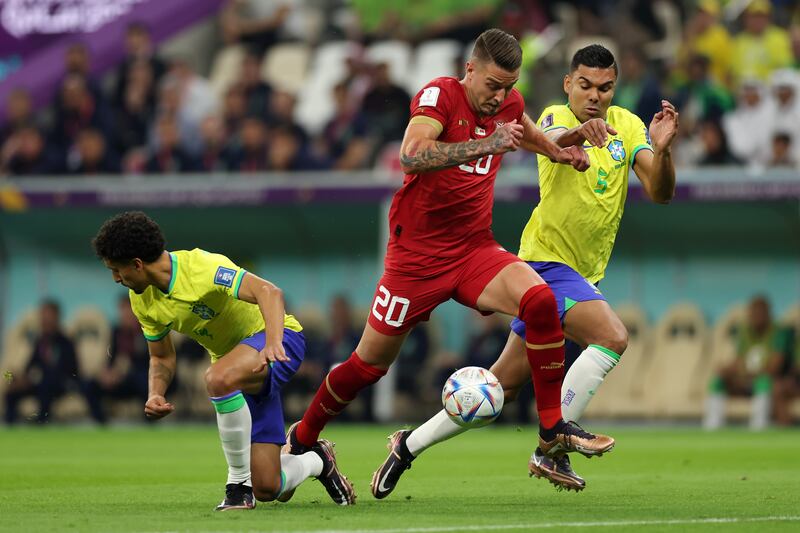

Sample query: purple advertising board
[0,0,224,123]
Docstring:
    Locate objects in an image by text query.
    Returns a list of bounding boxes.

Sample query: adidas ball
[442,366,504,428]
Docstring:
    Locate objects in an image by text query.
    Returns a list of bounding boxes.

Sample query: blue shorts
[239,328,305,445]
[510,261,605,338]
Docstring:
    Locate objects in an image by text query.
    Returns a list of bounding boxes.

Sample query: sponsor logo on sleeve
[419,86,440,107]
[214,266,236,288]
[541,113,554,128]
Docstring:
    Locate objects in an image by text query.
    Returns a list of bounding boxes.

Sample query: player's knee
[588,326,628,356]
[604,331,628,357]
[520,285,559,330]
[253,483,280,502]
[204,366,238,397]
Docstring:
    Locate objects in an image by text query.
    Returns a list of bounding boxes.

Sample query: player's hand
[489,119,524,153]
[554,145,590,172]
[252,342,289,373]
[649,100,679,152]
[144,395,174,420]
[578,118,617,147]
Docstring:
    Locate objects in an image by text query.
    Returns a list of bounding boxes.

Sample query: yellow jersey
[130,248,302,362]
[518,105,652,283]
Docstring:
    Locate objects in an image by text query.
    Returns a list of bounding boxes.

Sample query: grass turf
[0,425,798,532]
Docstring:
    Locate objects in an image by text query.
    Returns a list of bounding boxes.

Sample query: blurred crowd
[5,292,798,428]
[2,0,800,177]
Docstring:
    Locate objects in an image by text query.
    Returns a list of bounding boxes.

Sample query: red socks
[296,352,387,447]
[519,284,565,429]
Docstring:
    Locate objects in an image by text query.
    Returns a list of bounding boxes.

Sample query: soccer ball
[442,366,504,428]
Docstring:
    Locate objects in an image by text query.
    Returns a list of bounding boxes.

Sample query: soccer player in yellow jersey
[91,211,355,509]
[373,45,678,494]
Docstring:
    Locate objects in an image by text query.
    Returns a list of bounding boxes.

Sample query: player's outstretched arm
[633,100,678,204]
[399,120,523,174]
[144,336,176,419]
[236,272,289,372]
[519,113,590,171]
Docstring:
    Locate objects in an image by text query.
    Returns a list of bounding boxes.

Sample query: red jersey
[387,77,524,260]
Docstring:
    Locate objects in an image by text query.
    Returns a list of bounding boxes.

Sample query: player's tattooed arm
[149,358,175,393]
[144,336,177,419]
[399,121,523,174]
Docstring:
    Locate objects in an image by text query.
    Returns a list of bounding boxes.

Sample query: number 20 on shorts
[371,285,411,327]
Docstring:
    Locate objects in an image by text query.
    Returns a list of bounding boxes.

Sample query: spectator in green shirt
[704,295,789,430]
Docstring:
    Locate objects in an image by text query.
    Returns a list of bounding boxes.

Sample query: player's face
[465,60,519,116]
[104,258,148,294]
[564,65,616,122]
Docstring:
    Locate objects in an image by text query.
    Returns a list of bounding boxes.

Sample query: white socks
[279,452,324,496]
[560,344,619,422]
[406,409,467,456]
[703,393,726,430]
[211,391,252,486]
[749,393,771,430]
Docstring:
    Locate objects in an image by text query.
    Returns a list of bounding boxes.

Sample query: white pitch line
[296,516,800,533]
[167,515,800,533]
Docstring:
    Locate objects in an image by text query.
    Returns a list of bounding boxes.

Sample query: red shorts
[367,240,522,335]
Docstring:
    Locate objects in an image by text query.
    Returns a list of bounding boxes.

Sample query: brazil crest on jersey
[518,105,652,283]
[129,248,302,362]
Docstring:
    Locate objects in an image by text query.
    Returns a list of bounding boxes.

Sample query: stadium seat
[699,304,746,394]
[583,303,652,419]
[66,306,111,379]
[780,303,800,328]
[407,39,463,96]
[261,42,311,95]
[209,44,247,98]
[366,40,412,87]
[644,0,682,60]
[642,303,708,418]
[295,41,361,135]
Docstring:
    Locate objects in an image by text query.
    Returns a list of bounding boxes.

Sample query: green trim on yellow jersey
[233,269,247,300]
[631,144,653,163]
[143,326,171,342]
[166,252,177,294]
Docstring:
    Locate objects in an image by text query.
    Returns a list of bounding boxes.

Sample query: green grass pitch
[1,425,798,532]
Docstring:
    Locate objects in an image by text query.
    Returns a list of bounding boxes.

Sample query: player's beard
[481,102,500,116]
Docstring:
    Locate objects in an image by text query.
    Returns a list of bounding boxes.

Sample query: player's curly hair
[570,44,618,76]
[472,28,522,72]
[92,211,165,263]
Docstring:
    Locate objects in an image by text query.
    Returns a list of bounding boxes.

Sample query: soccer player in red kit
[282,29,615,502]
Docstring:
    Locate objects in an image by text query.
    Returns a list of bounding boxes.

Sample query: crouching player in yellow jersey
[371,44,677,495]
[92,211,355,509]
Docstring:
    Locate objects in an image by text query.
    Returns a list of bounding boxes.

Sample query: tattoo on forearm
[149,360,174,391]
[401,135,506,173]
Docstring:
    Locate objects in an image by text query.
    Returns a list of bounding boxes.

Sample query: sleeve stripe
[143,328,171,341]
[233,269,247,300]
[409,115,444,135]
[543,126,568,133]
[631,144,654,164]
